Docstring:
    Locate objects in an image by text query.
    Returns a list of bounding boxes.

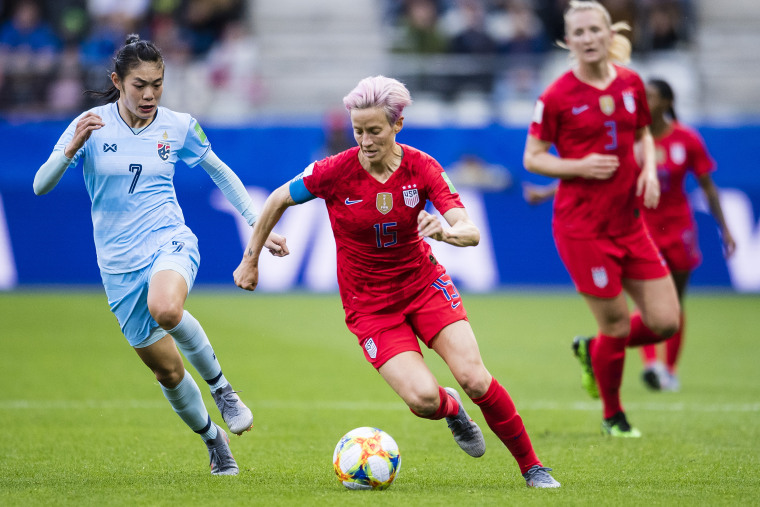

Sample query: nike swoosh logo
[345,198,363,205]
[572,105,589,115]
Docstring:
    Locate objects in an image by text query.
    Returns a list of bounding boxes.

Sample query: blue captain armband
[288,165,317,204]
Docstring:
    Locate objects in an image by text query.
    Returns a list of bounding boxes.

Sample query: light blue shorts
[101,229,200,348]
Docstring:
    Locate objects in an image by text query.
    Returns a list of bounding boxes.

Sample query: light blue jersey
[54,103,210,273]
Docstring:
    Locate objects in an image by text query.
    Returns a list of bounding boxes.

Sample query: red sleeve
[424,156,463,215]
[685,127,716,177]
[301,149,356,199]
[528,88,558,144]
[632,73,651,130]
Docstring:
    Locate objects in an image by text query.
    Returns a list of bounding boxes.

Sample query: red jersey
[529,65,651,238]
[642,122,715,241]
[301,144,463,313]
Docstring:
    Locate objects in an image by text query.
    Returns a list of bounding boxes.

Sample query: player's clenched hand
[580,153,619,180]
[417,210,444,241]
[65,112,104,158]
[233,259,259,291]
[265,232,289,257]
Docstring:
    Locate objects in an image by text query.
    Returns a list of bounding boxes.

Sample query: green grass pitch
[1,290,758,506]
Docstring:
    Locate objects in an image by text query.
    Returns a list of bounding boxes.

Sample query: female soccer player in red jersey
[523,0,680,437]
[234,75,560,488]
[637,78,736,391]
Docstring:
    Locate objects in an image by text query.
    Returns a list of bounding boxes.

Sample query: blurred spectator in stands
[443,0,498,97]
[489,0,548,105]
[46,43,85,115]
[0,0,61,112]
[639,0,687,51]
[534,0,570,45]
[390,0,449,97]
[446,153,512,192]
[391,0,448,54]
[184,0,244,56]
[490,0,548,55]
[149,5,192,64]
[201,20,265,122]
[80,0,148,70]
[446,0,497,55]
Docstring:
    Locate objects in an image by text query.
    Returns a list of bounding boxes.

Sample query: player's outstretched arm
[234,183,294,291]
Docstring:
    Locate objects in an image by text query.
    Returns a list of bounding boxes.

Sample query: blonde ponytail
[609,21,632,64]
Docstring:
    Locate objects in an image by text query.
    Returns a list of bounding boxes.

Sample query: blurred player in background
[523,1,680,437]
[33,34,287,475]
[637,78,736,391]
[522,78,737,394]
[234,75,560,488]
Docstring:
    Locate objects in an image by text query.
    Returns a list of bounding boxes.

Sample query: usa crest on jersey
[157,141,171,161]
[623,91,636,113]
[670,142,686,165]
[591,266,608,288]
[402,184,419,208]
[364,337,378,359]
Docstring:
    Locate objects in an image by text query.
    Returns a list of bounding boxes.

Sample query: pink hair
[342,75,412,125]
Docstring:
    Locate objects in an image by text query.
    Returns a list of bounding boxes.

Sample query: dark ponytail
[86,34,164,104]
[648,78,677,122]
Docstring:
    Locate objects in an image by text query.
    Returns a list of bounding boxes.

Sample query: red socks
[636,312,684,374]
[472,377,540,474]
[627,311,667,347]
[591,333,626,419]
[665,326,683,373]
[410,385,460,420]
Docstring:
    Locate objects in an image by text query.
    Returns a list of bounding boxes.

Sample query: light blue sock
[168,311,229,391]
[160,370,217,441]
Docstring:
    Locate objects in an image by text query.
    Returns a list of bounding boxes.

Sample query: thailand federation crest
[158,130,171,161]
[376,192,393,215]
[402,184,419,208]
[623,91,636,114]
[599,95,615,116]
[591,266,608,289]
[157,141,171,161]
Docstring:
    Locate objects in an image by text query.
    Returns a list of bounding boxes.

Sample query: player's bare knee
[407,390,439,417]
[653,318,680,339]
[154,365,184,388]
[457,370,491,399]
[150,302,184,329]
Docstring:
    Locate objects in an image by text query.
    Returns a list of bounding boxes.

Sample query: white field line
[1,400,758,413]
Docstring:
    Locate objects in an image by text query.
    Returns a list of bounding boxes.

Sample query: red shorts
[554,224,670,298]
[650,227,702,272]
[344,273,468,369]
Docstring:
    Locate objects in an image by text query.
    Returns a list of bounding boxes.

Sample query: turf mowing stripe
[2,400,759,412]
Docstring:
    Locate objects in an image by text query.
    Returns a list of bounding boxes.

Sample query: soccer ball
[332,427,401,490]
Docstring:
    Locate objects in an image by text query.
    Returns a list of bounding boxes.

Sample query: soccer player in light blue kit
[33,34,288,475]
